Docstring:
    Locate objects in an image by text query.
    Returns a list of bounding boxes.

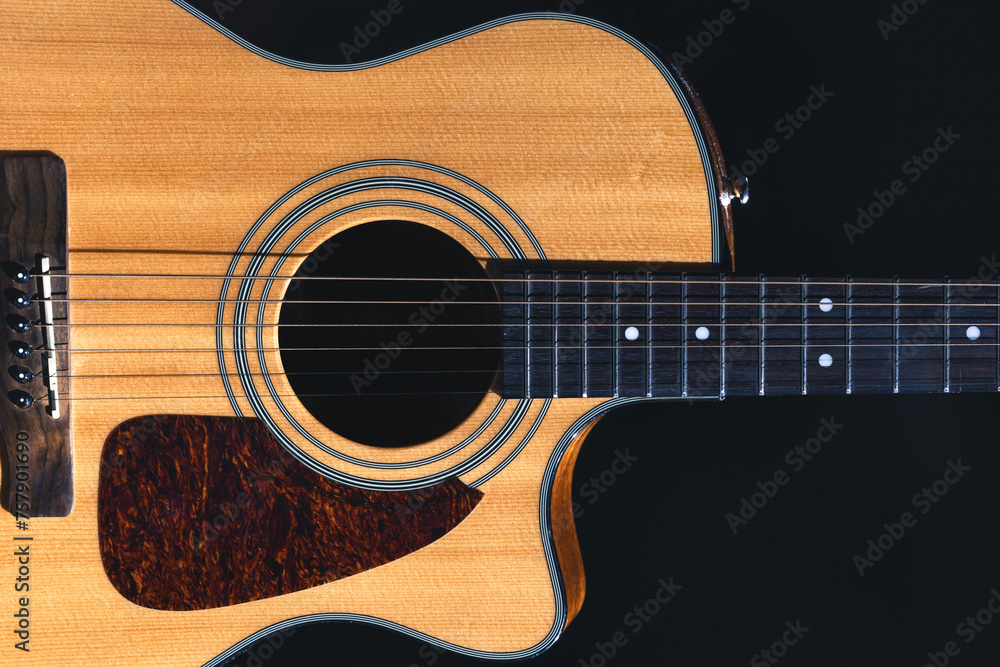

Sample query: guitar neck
[498,272,1000,399]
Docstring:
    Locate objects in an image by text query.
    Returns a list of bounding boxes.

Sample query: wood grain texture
[98,415,482,611]
[0,2,717,664]
[0,155,73,517]
[550,417,603,628]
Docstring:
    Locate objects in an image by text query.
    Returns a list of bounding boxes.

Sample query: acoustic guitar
[1,2,996,665]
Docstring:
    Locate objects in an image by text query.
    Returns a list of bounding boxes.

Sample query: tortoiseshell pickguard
[98,415,482,611]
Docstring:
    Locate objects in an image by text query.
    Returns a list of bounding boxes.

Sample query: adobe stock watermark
[668,0,752,73]
[685,284,807,400]
[894,253,999,361]
[725,417,844,535]
[405,643,448,667]
[921,588,1000,667]
[577,578,683,667]
[340,0,415,63]
[212,0,244,22]
[189,444,301,554]
[393,484,450,525]
[557,0,586,14]
[229,629,297,667]
[349,280,467,394]
[404,449,642,665]
[286,238,341,294]
[99,414,171,483]
[579,449,640,504]
[750,619,810,667]
[852,458,971,577]
[877,0,931,41]
[547,448,640,540]
[843,126,961,244]
[528,262,664,395]
[727,84,834,182]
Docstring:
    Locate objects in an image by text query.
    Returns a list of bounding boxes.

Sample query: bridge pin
[6,288,32,308]
[7,390,35,410]
[8,341,33,359]
[6,315,32,334]
[1,261,31,284]
[9,366,36,384]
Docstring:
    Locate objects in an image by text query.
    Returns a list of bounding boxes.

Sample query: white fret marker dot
[819,298,834,313]
[966,326,981,341]
[695,326,710,341]
[819,353,834,367]
[625,326,640,341]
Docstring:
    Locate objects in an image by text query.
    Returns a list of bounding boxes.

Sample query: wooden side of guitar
[0,1,717,664]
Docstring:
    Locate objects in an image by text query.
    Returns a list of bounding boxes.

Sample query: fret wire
[524,272,531,398]
[523,271,531,397]
[644,282,653,398]
[681,274,689,398]
[552,274,558,398]
[552,275,558,397]
[758,276,765,396]
[720,275,727,399]
[526,272,536,398]
[846,277,853,395]
[553,272,565,398]
[611,272,621,398]
[945,278,951,393]
[526,271,534,398]
[893,278,900,394]
[549,274,556,398]
[800,276,807,396]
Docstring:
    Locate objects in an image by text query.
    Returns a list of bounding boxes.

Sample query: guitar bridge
[0,155,73,517]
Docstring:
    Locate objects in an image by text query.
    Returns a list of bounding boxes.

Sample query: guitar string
[15,271,1000,394]
[29,298,1000,308]
[23,341,1000,399]
[23,358,1000,403]
[22,321,1000,328]
[30,341,1000,354]
[42,369,503,380]
[37,390,505,402]
[35,390,1000,402]
[27,337,1000,382]
[25,273,1000,289]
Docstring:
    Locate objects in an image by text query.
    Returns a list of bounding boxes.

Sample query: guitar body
[0,2,723,664]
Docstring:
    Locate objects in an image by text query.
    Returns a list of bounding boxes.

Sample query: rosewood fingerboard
[98,415,483,611]
[499,273,1000,399]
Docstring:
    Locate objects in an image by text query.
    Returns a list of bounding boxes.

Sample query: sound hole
[278,221,501,448]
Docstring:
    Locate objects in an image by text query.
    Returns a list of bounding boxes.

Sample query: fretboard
[498,272,1000,399]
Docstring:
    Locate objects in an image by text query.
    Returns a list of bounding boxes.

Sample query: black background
[176,1,1000,665]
